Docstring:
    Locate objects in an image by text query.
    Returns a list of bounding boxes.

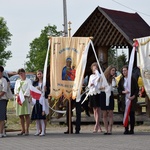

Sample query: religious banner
[50,37,91,101]
[136,36,150,99]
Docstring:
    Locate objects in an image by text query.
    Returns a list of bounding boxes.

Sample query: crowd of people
[0,66,50,138]
[0,62,139,137]
[64,62,139,135]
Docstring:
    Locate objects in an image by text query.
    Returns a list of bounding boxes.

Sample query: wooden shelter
[74,7,150,71]
[50,7,150,124]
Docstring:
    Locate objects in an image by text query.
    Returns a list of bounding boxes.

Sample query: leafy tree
[0,17,12,66]
[108,48,128,72]
[117,51,128,71]
[25,25,61,72]
[108,48,117,67]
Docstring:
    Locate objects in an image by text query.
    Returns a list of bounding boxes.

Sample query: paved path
[1,127,150,150]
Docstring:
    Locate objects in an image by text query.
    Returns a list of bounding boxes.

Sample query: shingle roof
[74,6,150,47]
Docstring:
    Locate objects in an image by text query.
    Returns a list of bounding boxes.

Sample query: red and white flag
[123,46,136,127]
[30,85,42,100]
[17,89,25,106]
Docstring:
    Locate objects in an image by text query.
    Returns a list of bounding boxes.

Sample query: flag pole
[68,21,72,134]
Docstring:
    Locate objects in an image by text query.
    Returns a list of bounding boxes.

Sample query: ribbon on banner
[42,40,51,93]
[90,41,111,106]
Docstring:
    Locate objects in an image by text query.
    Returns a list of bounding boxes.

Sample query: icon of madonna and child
[62,57,76,81]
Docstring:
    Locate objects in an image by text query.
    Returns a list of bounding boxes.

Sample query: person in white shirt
[88,62,102,133]
[14,68,32,136]
[0,66,8,138]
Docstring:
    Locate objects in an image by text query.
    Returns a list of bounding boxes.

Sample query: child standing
[31,88,46,136]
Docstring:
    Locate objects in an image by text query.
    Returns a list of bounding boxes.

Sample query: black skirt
[31,101,46,120]
[0,100,7,121]
[100,92,114,110]
[89,93,101,108]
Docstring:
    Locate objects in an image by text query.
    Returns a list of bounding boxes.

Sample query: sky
[0,0,150,71]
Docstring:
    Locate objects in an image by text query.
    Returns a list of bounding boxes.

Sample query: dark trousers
[75,102,81,132]
[66,100,81,132]
[125,111,135,131]
[81,93,89,115]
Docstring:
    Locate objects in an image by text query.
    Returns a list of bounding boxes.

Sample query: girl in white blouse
[88,62,102,133]
[14,68,32,135]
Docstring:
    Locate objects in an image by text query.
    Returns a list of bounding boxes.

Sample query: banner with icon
[50,37,91,100]
[136,36,150,99]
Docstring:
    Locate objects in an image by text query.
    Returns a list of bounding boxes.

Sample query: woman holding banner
[118,65,139,134]
[100,66,116,135]
[88,62,102,133]
[14,68,32,136]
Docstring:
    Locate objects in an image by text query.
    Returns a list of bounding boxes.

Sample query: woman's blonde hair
[90,62,98,70]
[104,65,116,84]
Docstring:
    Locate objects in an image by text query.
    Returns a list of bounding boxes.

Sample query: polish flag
[17,90,25,106]
[123,99,131,127]
[30,85,42,100]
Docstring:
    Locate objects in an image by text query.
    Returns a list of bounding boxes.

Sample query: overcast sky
[0,0,150,71]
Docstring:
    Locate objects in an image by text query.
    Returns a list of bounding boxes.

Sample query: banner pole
[68,98,72,134]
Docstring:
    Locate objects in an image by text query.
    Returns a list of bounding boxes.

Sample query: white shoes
[34,132,45,136]
[34,132,40,136]
[39,133,45,136]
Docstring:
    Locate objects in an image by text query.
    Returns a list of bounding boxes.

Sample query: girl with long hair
[100,65,116,135]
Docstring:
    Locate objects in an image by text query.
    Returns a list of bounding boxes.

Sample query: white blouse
[110,78,117,91]
[14,78,32,96]
[88,70,101,95]
[0,77,8,100]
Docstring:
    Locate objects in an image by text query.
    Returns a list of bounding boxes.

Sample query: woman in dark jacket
[118,65,139,134]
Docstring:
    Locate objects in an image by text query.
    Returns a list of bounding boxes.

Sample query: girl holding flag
[118,65,139,134]
[14,68,32,136]
[31,70,50,136]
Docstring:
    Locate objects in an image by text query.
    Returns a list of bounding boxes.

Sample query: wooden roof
[74,7,150,47]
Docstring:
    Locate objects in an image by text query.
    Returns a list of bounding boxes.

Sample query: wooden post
[68,98,72,134]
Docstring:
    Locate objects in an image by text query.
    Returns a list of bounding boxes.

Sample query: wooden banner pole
[68,98,72,134]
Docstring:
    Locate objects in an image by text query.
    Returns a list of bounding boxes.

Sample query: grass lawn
[6,96,147,131]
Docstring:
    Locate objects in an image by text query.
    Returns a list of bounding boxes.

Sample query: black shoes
[124,130,134,135]
[124,130,129,135]
[64,131,73,134]
[75,131,80,134]
[129,130,134,134]
[64,131,80,134]
[104,132,112,135]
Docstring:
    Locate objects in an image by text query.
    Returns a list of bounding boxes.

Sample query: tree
[117,51,128,71]
[0,17,12,66]
[108,48,128,71]
[108,48,117,67]
[25,25,61,72]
